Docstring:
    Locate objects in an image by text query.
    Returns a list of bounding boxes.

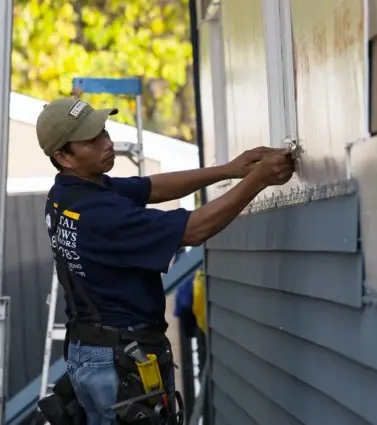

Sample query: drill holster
[113,340,184,425]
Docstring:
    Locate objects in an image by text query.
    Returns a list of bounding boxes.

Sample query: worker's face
[54,128,115,177]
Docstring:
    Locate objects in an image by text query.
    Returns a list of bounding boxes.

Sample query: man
[36,97,294,425]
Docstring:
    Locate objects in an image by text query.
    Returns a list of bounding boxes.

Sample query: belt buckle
[127,323,150,332]
[102,325,117,333]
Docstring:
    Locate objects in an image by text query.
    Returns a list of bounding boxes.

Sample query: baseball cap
[36,98,118,156]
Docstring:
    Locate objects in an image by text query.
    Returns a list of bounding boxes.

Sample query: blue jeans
[66,342,118,425]
[66,341,175,425]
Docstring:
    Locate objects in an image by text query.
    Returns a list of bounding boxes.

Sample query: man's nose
[104,137,114,150]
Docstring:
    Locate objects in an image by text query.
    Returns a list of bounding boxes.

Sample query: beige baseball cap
[36,98,118,156]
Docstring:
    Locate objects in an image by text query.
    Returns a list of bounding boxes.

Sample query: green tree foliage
[12,0,196,142]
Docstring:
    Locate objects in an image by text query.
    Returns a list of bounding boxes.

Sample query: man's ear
[53,150,74,169]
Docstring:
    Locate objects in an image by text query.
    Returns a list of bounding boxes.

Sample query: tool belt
[67,321,169,347]
[38,322,184,425]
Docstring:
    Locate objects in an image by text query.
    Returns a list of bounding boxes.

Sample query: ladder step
[52,325,66,340]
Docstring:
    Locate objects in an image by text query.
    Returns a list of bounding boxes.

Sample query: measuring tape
[283,138,304,160]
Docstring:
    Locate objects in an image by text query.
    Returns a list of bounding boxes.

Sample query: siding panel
[207,250,363,307]
[210,307,376,424]
[4,196,27,395]
[207,194,359,252]
[3,194,64,397]
[212,331,370,425]
[213,359,303,425]
[213,386,258,425]
[209,277,377,370]
[206,191,377,424]
[14,194,43,382]
[213,413,230,425]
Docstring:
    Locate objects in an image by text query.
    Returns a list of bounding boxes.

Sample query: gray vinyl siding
[206,192,377,425]
[3,193,64,397]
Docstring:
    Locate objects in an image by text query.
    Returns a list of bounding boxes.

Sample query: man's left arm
[148,147,277,203]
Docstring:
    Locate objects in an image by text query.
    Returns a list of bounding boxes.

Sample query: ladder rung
[52,325,66,340]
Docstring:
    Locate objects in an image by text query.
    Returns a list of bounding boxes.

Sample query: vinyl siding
[206,192,376,425]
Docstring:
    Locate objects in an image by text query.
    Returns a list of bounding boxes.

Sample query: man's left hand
[225,147,280,179]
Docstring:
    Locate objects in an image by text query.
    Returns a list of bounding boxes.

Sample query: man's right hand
[254,149,295,186]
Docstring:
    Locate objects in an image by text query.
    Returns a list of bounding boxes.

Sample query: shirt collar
[55,173,110,190]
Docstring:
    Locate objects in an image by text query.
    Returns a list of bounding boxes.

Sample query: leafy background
[12,0,196,143]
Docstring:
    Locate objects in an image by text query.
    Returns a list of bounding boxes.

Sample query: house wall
[206,190,377,425]
[199,0,377,424]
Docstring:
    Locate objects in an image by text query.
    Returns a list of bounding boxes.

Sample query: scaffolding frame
[0,1,14,424]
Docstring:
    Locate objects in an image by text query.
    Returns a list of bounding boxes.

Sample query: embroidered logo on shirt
[45,213,51,230]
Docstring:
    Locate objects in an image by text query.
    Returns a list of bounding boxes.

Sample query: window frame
[204,4,229,166]
[368,0,377,135]
[262,0,298,149]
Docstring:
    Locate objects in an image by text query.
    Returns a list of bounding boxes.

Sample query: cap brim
[69,108,118,142]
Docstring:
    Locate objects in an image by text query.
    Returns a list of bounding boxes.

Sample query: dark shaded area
[3,193,65,398]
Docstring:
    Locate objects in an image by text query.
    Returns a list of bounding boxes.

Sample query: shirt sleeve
[80,194,191,273]
[107,176,151,206]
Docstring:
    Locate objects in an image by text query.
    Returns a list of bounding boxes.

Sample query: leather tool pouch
[37,373,86,425]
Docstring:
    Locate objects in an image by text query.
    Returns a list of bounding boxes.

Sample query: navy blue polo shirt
[44,174,191,328]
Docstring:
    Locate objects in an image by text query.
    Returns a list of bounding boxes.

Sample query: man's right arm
[182,152,294,246]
